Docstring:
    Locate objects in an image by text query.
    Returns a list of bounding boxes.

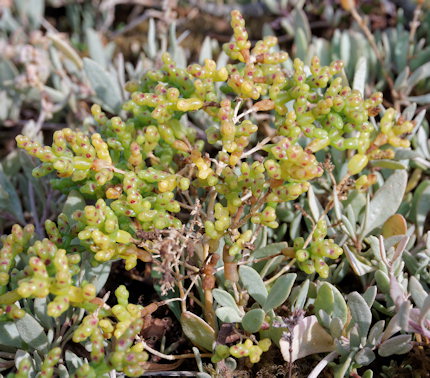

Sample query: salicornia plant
[0,9,423,378]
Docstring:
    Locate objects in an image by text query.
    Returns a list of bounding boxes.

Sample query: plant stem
[223,244,239,283]
[408,1,423,60]
[264,259,296,285]
[307,351,338,378]
[139,339,212,360]
[206,188,217,221]
[240,136,272,159]
[201,244,217,331]
[174,263,187,314]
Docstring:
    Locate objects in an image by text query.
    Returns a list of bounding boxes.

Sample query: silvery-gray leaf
[294,28,308,61]
[362,170,407,236]
[329,317,344,339]
[264,0,281,14]
[181,311,215,351]
[352,57,367,96]
[340,33,351,74]
[146,18,157,59]
[0,322,23,350]
[48,33,83,70]
[343,245,375,276]
[215,307,242,323]
[409,276,428,308]
[199,36,213,64]
[348,292,371,338]
[292,279,310,310]
[86,28,107,68]
[407,93,430,104]
[318,309,331,329]
[394,66,409,91]
[367,320,385,346]
[293,8,311,40]
[15,0,44,28]
[412,109,427,131]
[224,357,237,371]
[289,211,302,240]
[65,350,84,374]
[406,61,430,93]
[81,260,111,294]
[16,314,48,353]
[354,347,375,366]
[341,214,355,237]
[213,289,241,313]
[419,295,430,323]
[394,31,408,72]
[410,181,430,236]
[83,58,122,113]
[0,165,25,224]
[263,273,296,312]
[239,265,268,306]
[57,364,69,378]
[307,186,320,222]
[378,334,412,357]
[252,242,287,259]
[241,309,265,333]
[33,298,53,330]
[362,286,377,308]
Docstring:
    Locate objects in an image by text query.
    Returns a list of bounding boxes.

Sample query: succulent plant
[0,3,429,377]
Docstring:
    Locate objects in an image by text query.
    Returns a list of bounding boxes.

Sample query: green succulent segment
[0,224,101,318]
[212,338,271,364]
[292,220,343,278]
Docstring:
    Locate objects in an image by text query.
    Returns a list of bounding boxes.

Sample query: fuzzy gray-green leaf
[352,57,367,96]
[15,314,48,353]
[181,311,215,351]
[62,190,85,219]
[239,265,268,306]
[355,347,375,366]
[215,307,243,323]
[0,322,23,350]
[307,186,320,222]
[0,165,25,224]
[378,335,412,357]
[348,292,372,338]
[409,276,428,308]
[410,181,430,235]
[292,279,310,310]
[263,273,296,312]
[242,309,265,333]
[213,289,241,314]
[371,160,407,170]
[367,320,385,346]
[362,170,407,236]
[252,242,287,259]
[83,58,122,113]
[406,61,430,91]
[86,28,107,68]
[315,283,334,319]
[362,286,377,308]
[294,28,308,61]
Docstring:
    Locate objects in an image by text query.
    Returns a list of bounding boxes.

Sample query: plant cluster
[0,4,429,378]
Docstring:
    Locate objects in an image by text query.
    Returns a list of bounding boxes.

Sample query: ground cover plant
[0,1,430,377]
